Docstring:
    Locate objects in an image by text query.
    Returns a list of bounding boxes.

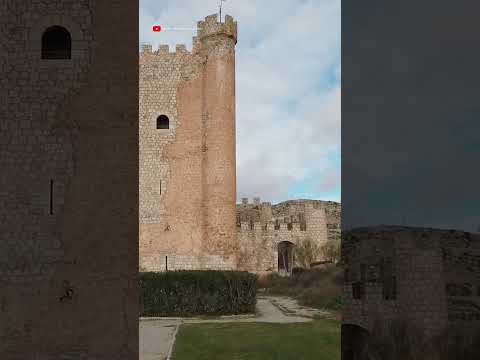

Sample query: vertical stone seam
[200,54,208,259]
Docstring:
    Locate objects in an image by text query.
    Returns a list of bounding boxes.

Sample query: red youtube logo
[152,25,161,32]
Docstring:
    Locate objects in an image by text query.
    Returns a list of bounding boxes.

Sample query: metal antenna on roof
[219,0,227,22]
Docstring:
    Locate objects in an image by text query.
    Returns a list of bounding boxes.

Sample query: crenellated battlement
[140,13,236,59]
[141,43,152,53]
[192,36,201,52]
[197,14,237,43]
[140,43,191,57]
[237,197,271,207]
[237,220,306,233]
[238,221,268,231]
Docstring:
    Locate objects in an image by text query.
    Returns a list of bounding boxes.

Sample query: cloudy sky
[342,0,480,232]
[140,0,341,204]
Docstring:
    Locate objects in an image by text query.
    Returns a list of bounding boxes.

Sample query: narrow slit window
[159,180,162,195]
[49,179,54,215]
[156,115,169,129]
[391,276,397,299]
[360,264,366,282]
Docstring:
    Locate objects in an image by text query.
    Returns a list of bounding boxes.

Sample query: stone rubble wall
[342,226,480,339]
[236,199,340,272]
[140,252,236,272]
[1,0,138,358]
[0,0,93,284]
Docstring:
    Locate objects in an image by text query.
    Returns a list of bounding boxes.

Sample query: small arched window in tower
[156,115,169,129]
[41,26,72,59]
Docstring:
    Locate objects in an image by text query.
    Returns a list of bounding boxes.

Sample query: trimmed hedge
[140,270,257,317]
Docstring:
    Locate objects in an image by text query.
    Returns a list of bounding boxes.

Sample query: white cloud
[140,0,341,203]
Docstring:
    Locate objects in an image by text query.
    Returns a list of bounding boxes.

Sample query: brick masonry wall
[342,226,480,339]
[139,14,238,271]
[1,0,138,358]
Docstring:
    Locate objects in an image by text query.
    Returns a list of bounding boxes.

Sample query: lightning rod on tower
[219,0,227,22]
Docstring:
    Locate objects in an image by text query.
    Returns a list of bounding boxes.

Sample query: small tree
[295,237,321,269]
[321,239,341,263]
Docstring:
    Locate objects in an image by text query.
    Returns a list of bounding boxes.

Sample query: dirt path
[264,295,337,320]
[139,319,180,360]
[181,297,313,324]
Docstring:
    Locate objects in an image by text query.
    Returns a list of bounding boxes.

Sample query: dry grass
[367,315,480,360]
[259,265,343,311]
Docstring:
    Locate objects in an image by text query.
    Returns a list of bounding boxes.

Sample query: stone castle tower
[139,14,238,271]
[1,0,138,358]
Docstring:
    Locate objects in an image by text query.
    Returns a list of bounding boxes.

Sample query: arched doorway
[341,324,370,360]
[277,241,295,275]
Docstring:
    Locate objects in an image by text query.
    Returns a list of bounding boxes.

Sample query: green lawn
[171,318,340,360]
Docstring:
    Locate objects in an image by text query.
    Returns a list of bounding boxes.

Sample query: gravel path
[139,296,332,359]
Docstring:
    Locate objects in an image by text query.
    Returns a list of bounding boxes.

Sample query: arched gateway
[277,241,295,275]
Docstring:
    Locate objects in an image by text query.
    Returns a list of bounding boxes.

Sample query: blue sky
[140,0,341,204]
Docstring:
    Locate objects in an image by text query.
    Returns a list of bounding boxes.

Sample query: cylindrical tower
[198,14,237,260]
[305,202,329,248]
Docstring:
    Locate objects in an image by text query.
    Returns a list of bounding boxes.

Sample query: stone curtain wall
[139,14,238,271]
[442,233,480,324]
[236,199,339,272]
[342,226,480,339]
[1,0,138,358]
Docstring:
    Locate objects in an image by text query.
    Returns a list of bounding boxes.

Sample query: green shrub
[139,270,257,317]
[325,295,343,311]
[292,267,307,276]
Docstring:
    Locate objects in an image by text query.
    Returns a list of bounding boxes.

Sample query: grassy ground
[258,265,343,312]
[171,318,340,360]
